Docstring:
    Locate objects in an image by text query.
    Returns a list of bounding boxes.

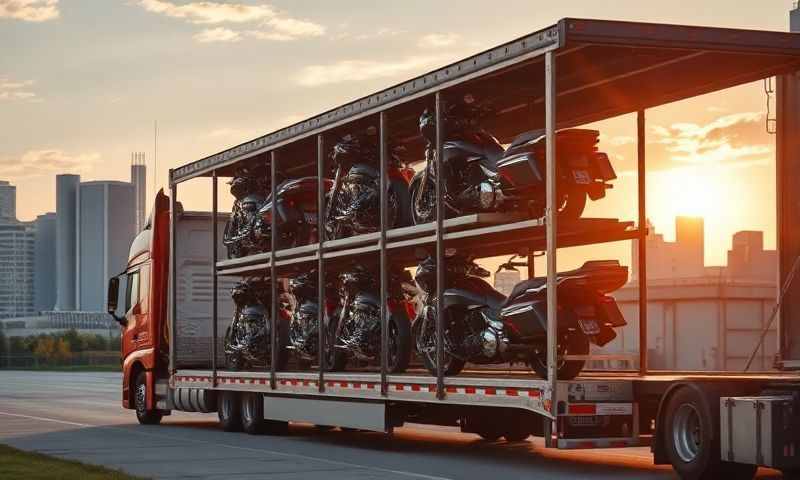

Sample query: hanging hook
[765,77,777,135]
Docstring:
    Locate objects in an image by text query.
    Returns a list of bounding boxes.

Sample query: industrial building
[55,174,79,311]
[33,212,56,311]
[601,217,778,371]
[77,181,136,311]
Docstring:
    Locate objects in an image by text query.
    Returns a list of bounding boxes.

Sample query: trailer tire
[218,391,243,432]
[662,385,756,480]
[134,372,163,425]
[241,392,266,435]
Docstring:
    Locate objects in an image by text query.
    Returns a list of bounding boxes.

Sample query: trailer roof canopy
[171,18,800,184]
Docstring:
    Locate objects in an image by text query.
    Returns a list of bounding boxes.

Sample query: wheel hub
[673,403,702,463]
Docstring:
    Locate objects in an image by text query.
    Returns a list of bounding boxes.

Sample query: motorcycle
[410,95,616,224]
[224,277,288,371]
[253,176,333,251]
[412,252,627,379]
[325,131,413,240]
[327,264,415,373]
[286,269,339,369]
[222,164,269,258]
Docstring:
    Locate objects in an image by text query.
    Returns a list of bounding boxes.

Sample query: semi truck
[107,16,800,480]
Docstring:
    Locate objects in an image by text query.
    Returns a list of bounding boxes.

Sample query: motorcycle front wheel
[386,311,412,373]
[529,331,589,380]
[412,308,466,376]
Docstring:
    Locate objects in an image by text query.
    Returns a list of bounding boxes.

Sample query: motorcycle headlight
[478,181,497,210]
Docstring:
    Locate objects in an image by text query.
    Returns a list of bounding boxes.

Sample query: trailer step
[556,436,650,449]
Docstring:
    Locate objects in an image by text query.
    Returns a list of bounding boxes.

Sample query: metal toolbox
[720,395,800,469]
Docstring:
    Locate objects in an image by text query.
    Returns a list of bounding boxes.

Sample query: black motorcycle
[325,131,413,240]
[328,264,414,373]
[287,269,340,369]
[224,277,288,371]
[412,252,627,379]
[252,176,333,251]
[410,96,616,224]
[223,164,269,258]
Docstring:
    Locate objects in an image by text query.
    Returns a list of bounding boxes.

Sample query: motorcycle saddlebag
[499,299,547,337]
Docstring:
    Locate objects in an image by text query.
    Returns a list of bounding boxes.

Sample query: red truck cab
[108,190,171,424]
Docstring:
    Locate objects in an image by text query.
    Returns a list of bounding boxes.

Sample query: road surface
[0,371,782,479]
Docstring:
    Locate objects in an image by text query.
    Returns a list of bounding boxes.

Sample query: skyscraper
[77,181,136,311]
[33,212,57,311]
[55,174,80,311]
[0,180,16,221]
[0,181,35,319]
[131,152,147,232]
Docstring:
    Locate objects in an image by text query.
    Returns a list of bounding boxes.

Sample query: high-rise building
[77,181,136,311]
[0,180,16,220]
[33,212,57,311]
[131,152,147,233]
[0,181,34,319]
[55,174,80,311]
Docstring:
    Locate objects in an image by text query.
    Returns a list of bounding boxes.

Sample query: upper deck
[170,17,800,184]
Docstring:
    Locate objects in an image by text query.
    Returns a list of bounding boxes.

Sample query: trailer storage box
[720,396,800,469]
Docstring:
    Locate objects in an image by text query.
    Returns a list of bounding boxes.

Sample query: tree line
[0,329,121,366]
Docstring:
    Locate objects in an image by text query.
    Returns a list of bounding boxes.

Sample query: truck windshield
[125,270,139,314]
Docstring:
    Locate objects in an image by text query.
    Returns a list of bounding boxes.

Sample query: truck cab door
[121,264,153,358]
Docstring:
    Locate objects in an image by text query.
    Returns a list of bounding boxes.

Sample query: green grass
[0,444,145,480]
[2,364,121,372]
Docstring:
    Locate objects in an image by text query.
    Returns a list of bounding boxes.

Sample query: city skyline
[0,0,790,269]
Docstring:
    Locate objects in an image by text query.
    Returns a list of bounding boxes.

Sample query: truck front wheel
[134,372,162,425]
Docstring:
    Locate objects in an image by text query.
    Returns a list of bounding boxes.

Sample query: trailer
[108,16,800,479]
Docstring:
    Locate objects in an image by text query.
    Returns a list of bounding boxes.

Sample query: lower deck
[174,368,797,417]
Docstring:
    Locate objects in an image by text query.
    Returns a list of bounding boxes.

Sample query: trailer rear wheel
[241,392,266,435]
[218,391,243,432]
[663,386,757,480]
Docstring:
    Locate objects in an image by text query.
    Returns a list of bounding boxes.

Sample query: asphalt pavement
[0,371,782,479]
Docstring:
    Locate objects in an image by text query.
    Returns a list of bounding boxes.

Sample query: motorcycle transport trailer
[108,16,800,479]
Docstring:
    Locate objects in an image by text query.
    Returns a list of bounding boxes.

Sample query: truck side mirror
[107,276,126,325]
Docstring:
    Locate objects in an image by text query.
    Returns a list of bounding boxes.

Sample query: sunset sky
[0,0,793,271]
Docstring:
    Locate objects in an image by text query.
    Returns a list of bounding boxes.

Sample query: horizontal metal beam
[170,25,561,184]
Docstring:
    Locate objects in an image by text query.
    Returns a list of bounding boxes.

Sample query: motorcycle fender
[442,288,490,311]
[500,299,547,337]
[276,198,301,225]
[593,325,617,347]
[586,181,608,201]
[597,295,626,328]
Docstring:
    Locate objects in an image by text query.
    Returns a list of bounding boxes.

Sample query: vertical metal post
[168,177,177,380]
[211,171,218,386]
[434,92,445,400]
[270,152,278,389]
[637,110,648,375]
[379,112,389,396]
[527,254,535,279]
[544,51,558,420]
[317,134,326,393]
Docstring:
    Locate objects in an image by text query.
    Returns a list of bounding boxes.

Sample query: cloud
[0,76,39,102]
[418,33,460,48]
[138,0,325,42]
[0,0,58,22]
[333,27,403,41]
[652,112,769,165]
[194,27,241,43]
[0,149,100,178]
[295,55,445,87]
[137,0,274,24]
